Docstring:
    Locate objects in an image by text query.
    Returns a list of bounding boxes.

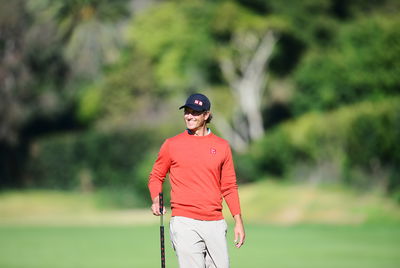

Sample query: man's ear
[204,111,210,120]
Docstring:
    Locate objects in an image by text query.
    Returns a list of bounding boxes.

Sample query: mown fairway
[1,224,399,268]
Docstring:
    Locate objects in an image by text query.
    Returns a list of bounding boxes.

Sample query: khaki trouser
[170,216,230,268]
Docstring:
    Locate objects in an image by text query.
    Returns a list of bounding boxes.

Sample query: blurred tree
[0,0,72,146]
[27,0,131,79]
[77,51,163,131]
[239,0,339,47]
[240,0,400,45]
[0,0,33,145]
[118,0,292,151]
[294,15,400,113]
[130,0,215,92]
[3,0,399,192]
[0,0,71,187]
[213,1,287,151]
[0,0,134,188]
[77,0,217,136]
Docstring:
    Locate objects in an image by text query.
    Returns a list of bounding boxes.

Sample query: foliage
[2,0,400,201]
[0,0,68,144]
[27,0,131,79]
[26,129,161,203]
[235,128,299,182]
[239,97,400,193]
[129,0,215,92]
[76,51,167,130]
[293,15,400,113]
[0,0,133,188]
[127,0,290,92]
[125,0,292,150]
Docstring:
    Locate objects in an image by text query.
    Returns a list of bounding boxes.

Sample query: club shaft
[159,192,165,268]
[160,226,165,268]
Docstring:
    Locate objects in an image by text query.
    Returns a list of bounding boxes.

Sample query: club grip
[159,192,164,214]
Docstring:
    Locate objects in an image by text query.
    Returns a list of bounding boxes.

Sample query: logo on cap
[194,100,203,106]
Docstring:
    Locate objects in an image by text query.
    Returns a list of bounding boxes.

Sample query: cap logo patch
[210,148,216,155]
[194,100,203,106]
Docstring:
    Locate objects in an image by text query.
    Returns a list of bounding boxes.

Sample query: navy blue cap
[179,93,211,112]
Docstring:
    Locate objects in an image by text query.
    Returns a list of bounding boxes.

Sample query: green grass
[2,181,400,226]
[235,180,400,225]
[0,190,156,226]
[1,183,399,267]
[0,224,399,268]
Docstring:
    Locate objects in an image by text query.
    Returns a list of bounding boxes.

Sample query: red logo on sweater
[210,148,217,155]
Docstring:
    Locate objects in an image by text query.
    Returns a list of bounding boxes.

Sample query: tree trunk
[217,30,278,151]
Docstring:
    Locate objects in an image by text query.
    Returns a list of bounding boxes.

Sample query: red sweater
[148,131,241,220]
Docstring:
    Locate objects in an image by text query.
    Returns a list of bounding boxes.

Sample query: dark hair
[206,112,213,124]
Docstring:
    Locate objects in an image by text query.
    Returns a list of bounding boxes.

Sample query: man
[148,93,245,268]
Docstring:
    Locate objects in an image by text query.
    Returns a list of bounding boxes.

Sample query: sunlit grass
[0,190,97,216]
[0,190,156,226]
[1,181,400,226]
[0,224,399,268]
[0,183,399,267]
[226,180,400,225]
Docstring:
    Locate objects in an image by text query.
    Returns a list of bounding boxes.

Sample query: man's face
[183,108,209,130]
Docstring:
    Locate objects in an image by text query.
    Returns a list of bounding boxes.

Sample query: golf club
[159,192,165,268]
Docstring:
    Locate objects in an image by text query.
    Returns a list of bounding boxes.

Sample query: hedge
[237,97,400,194]
[26,129,161,204]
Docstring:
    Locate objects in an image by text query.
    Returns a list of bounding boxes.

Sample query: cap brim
[179,104,205,112]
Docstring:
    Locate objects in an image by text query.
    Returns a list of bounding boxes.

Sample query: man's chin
[186,124,196,130]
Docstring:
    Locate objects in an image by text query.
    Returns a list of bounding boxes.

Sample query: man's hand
[151,195,166,216]
[233,214,245,248]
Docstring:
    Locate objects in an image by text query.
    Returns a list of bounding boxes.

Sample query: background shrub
[237,97,400,194]
[27,129,161,207]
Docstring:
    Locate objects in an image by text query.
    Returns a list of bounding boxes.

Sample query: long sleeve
[220,146,241,217]
[150,131,242,220]
[148,140,171,200]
